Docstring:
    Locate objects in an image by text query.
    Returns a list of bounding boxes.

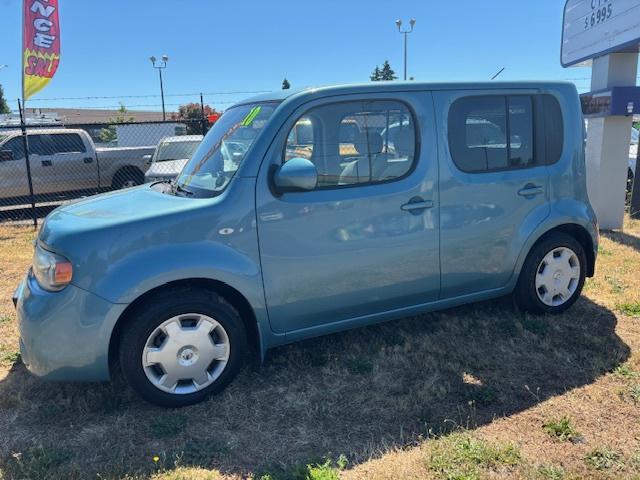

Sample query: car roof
[0,128,85,136]
[160,135,203,143]
[236,81,576,107]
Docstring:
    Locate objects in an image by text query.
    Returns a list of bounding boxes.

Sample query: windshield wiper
[170,181,194,197]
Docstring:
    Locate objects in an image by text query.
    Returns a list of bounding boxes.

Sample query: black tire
[113,168,144,190]
[119,287,247,407]
[514,232,587,315]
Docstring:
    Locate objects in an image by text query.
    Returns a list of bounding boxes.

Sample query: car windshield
[155,139,202,162]
[175,102,278,197]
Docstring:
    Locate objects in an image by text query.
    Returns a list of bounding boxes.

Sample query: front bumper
[15,273,127,381]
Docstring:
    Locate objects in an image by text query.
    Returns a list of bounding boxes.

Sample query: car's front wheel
[119,287,246,407]
[514,232,587,314]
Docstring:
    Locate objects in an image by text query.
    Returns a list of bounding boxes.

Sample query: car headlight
[32,243,73,291]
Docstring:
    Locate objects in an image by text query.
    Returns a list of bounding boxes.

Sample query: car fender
[508,198,597,288]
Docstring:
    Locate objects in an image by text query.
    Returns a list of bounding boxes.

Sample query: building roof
[23,107,178,124]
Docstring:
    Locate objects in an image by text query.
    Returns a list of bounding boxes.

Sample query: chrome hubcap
[142,314,230,394]
[535,247,581,307]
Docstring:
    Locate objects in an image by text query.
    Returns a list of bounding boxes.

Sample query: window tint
[508,97,534,167]
[542,95,563,165]
[449,94,565,171]
[284,100,416,188]
[2,137,26,161]
[50,134,87,153]
[28,133,86,155]
[449,95,535,172]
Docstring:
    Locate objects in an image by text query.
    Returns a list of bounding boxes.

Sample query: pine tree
[370,66,382,81]
[380,60,397,81]
[0,84,10,114]
[282,78,291,90]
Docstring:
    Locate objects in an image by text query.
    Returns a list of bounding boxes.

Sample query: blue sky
[0,0,596,113]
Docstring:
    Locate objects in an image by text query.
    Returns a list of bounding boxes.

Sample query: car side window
[283,100,417,189]
[50,134,87,154]
[448,95,536,173]
[285,117,314,162]
[2,137,26,161]
[27,134,86,156]
[28,135,49,156]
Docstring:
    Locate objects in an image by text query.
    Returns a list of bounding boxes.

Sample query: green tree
[176,102,219,134]
[98,103,135,144]
[370,66,382,81]
[282,78,291,90]
[380,60,397,81]
[0,84,10,114]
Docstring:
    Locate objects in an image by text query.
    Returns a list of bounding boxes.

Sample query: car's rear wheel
[514,232,586,314]
[119,287,246,407]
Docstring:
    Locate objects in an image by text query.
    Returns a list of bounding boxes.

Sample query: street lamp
[395,18,416,81]
[150,55,169,120]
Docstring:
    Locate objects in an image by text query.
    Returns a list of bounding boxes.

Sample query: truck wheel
[119,287,247,407]
[113,168,144,190]
[514,232,586,315]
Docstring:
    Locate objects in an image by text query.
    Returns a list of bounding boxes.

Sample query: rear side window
[50,134,87,154]
[542,95,563,165]
[448,94,563,173]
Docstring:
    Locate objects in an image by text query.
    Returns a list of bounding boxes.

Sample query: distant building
[22,107,177,124]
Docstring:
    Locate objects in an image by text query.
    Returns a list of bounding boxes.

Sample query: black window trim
[448,93,563,174]
[280,97,421,192]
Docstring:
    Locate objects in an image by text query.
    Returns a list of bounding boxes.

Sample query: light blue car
[14,82,599,407]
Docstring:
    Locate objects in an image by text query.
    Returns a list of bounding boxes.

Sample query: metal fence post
[630,140,640,219]
[17,99,38,229]
[200,93,208,136]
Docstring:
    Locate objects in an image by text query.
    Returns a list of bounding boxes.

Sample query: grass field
[0,219,639,480]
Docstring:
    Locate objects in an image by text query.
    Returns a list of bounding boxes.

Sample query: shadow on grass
[602,229,640,254]
[0,296,629,479]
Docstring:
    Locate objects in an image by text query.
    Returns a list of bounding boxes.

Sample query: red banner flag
[23,0,61,101]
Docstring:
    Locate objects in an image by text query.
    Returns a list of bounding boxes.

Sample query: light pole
[395,19,415,81]
[150,55,169,120]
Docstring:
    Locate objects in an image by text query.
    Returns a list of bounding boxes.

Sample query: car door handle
[518,184,543,197]
[83,157,94,164]
[41,160,52,167]
[401,199,434,213]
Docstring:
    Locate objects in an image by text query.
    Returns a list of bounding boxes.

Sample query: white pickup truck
[0,129,155,203]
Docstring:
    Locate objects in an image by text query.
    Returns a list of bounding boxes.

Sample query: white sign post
[562,0,640,230]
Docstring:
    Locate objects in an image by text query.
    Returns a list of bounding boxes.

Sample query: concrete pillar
[585,53,638,230]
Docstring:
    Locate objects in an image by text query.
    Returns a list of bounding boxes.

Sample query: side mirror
[0,150,14,162]
[142,154,153,165]
[273,157,317,192]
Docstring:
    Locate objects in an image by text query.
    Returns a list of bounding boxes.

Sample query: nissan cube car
[14,82,598,407]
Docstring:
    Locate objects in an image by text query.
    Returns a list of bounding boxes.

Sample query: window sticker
[241,106,262,127]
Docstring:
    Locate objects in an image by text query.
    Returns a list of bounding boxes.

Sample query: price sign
[561,0,640,67]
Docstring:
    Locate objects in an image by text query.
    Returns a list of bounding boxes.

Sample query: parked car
[14,82,598,407]
[144,135,203,183]
[0,129,154,203]
[625,126,639,197]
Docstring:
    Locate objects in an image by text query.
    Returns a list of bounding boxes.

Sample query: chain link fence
[0,118,210,224]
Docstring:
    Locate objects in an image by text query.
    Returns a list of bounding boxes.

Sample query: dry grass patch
[0,219,639,479]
